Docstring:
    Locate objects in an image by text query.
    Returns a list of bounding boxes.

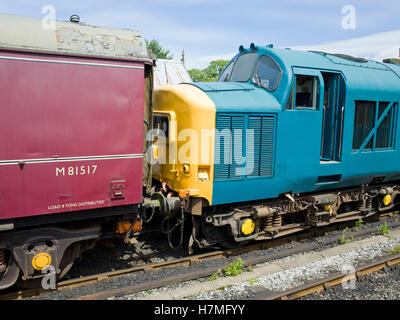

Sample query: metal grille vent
[215,114,275,180]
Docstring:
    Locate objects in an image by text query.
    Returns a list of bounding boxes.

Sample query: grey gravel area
[302,263,400,300]
[188,237,400,300]
[112,218,400,300]
[28,216,400,300]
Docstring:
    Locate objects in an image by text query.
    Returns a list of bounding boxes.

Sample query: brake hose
[162,208,185,249]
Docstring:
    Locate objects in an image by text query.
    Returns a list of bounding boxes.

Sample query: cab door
[320,72,346,161]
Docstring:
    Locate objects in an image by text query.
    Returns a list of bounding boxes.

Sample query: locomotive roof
[226,45,400,105]
[257,46,400,81]
[189,45,400,114]
[0,13,151,63]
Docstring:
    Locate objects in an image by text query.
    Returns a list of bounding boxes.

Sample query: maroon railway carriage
[0,14,154,289]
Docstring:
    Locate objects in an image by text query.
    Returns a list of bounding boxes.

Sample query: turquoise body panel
[190,46,400,206]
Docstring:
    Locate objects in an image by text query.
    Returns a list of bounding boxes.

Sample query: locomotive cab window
[219,60,235,82]
[218,52,258,82]
[251,55,281,91]
[286,75,320,110]
[153,115,169,139]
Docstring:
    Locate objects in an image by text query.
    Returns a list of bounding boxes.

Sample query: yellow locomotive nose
[32,252,52,270]
[152,84,216,206]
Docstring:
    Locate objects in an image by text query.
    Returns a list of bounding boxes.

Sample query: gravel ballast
[302,263,400,300]
[114,221,400,300]
[188,236,400,300]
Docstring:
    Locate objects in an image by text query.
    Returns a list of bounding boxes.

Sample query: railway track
[259,253,400,300]
[1,213,399,300]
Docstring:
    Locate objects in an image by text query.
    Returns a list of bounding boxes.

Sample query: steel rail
[259,253,400,300]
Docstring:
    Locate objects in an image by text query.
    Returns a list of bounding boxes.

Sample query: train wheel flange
[0,253,21,290]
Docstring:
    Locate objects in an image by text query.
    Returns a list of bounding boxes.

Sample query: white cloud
[291,30,400,61]
[187,29,400,70]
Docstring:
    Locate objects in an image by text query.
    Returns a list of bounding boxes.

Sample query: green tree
[187,68,207,82]
[204,60,230,81]
[145,39,173,59]
[188,59,229,82]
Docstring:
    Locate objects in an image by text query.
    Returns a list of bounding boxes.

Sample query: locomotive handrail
[321,105,327,158]
[338,106,344,159]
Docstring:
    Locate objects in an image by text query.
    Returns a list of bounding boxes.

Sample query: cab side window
[286,75,319,110]
[252,55,281,91]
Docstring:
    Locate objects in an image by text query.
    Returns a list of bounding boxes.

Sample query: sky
[0,0,399,69]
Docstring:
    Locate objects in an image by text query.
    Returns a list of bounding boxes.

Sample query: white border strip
[0,55,144,70]
[0,154,143,165]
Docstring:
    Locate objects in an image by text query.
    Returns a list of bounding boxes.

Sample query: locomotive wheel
[0,253,21,290]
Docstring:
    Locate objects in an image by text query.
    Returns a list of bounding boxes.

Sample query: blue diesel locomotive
[152,44,400,248]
